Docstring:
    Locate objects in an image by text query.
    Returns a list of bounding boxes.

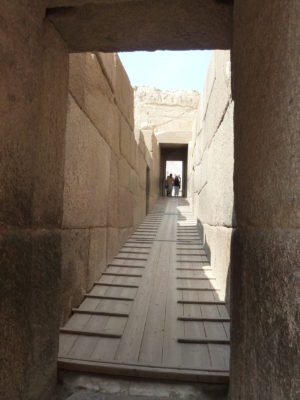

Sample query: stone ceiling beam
[46,0,233,53]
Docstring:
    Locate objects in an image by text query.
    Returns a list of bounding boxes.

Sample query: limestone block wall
[60,52,159,324]
[189,50,234,305]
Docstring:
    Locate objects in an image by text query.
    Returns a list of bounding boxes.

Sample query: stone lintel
[46,0,233,53]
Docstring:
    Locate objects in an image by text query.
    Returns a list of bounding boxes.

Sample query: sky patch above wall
[118,50,212,92]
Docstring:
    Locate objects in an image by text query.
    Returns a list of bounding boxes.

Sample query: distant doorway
[166,160,183,197]
[160,144,188,197]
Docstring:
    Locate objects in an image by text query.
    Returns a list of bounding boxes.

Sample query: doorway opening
[165,160,183,197]
[160,144,188,197]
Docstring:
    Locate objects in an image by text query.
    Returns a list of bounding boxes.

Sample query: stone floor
[55,371,228,400]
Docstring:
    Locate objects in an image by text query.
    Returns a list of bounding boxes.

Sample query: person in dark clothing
[174,175,180,197]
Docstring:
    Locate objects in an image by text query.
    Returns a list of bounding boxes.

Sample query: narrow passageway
[59,198,230,383]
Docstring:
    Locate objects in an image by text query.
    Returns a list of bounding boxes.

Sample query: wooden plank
[176,268,212,272]
[178,300,226,305]
[115,241,161,363]
[102,272,142,277]
[178,338,230,344]
[94,282,139,289]
[208,344,230,371]
[72,308,129,318]
[176,276,213,280]
[85,294,135,301]
[58,198,230,379]
[178,316,230,322]
[60,328,122,339]
[138,241,170,365]
[118,251,150,255]
[114,257,148,261]
[107,264,145,269]
[177,287,220,291]
[90,338,121,361]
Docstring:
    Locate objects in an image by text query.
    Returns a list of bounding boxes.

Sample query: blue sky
[118,50,212,92]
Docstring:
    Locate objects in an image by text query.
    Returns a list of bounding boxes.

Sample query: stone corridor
[58,198,230,383]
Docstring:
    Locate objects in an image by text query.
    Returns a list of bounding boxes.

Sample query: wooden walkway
[58,198,230,383]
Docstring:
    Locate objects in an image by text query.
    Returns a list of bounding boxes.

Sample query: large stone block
[193,102,234,227]
[63,95,111,228]
[115,55,134,129]
[0,11,68,400]
[0,3,43,227]
[60,229,90,325]
[69,53,120,156]
[201,223,233,304]
[0,229,61,400]
[33,22,69,227]
[120,117,132,164]
[118,187,133,228]
[87,228,107,290]
[47,1,233,52]
[230,227,300,399]
[96,52,116,91]
[232,0,300,229]
[202,51,231,149]
[107,152,119,228]
[118,158,131,189]
[106,227,120,264]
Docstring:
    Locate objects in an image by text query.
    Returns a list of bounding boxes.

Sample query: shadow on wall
[197,208,235,313]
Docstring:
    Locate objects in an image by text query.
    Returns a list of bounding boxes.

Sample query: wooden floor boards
[58,198,230,383]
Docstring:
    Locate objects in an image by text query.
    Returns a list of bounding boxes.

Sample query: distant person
[164,177,169,196]
[167,174,174,197]
[174,175,180,197]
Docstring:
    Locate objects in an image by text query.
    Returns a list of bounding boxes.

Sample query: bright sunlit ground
[118,50,212,92]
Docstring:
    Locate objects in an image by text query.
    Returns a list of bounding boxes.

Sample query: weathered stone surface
[87,228,107,290]
[33,23,69,227]
[47,1,233,51]
[0,6,68,400]
[96,53,116,92]
[115,56,134,128]
[190,50,234,314]
[118,159,131,189]
[118,187,134,228]
[107,152,119,228]
[0,230,62,400]
[201,224,232,303]
[0,2,43,228]
[106,228,120,264]
[63,95,111,228]
[230,1,300,398]
[69,53,120,155]
[193,102,234,227]
[230,228,300,399]
[60,229,89,325]
[232,0,300,229]
[134,86,199,142]
[120,117,132,165]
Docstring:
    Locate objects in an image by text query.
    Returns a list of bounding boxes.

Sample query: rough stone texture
[87,228,107,290]
[189,51,234,301]
[106,228,120,265]
[60,229,90,324]
[61,53,160,324]
[230,1,300,398]
[0,3,69,398]
[47,0,232,52]
[62,95,111,229]
[57,371,228,400]
[230,228,300,399]
[134,86,199,142]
